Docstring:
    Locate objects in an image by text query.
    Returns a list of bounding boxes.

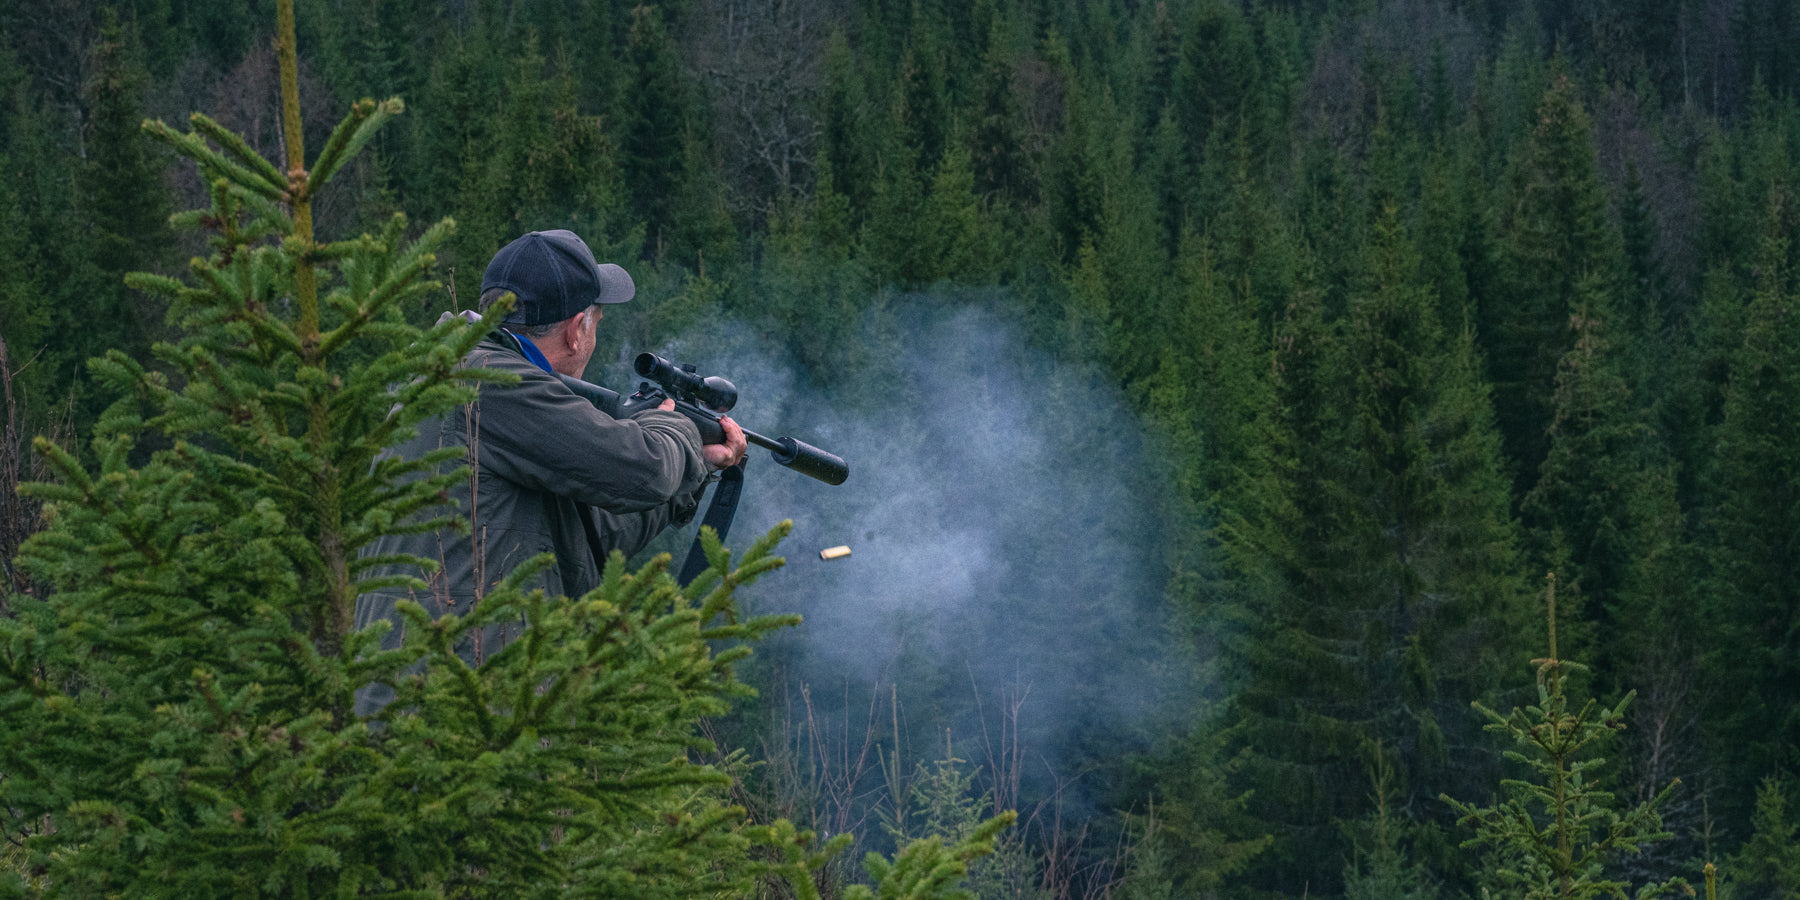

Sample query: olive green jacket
[353,333,707,714]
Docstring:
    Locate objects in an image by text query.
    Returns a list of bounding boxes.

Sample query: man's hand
[704,415,748,471]
[656,398,746,471]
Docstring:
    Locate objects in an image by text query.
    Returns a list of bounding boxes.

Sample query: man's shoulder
[468,334,526,368]
[466,335,575,411]
[467,336,555,381]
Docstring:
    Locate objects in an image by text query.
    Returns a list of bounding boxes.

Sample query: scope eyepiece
[635,352,738,412]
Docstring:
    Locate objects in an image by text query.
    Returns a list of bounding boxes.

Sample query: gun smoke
[596,291,1191,830]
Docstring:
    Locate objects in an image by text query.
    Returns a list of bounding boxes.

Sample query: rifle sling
[679,460,746,586]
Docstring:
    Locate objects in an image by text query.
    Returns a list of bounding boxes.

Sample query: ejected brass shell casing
[819,546,852,561]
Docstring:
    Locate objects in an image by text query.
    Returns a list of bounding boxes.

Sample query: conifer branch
[316,252,436,358]
[307,97,404,196]
[141,119,286,202]
[185,113,288,189]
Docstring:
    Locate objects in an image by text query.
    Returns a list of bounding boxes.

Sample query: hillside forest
[4,0,1800,896]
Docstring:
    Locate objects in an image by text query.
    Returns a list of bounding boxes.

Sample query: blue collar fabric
[508,331,554,374]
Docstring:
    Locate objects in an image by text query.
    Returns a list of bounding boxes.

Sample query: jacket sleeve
[472,361,709,514]
[590,489,702,563]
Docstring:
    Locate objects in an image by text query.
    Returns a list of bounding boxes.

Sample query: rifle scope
[636,352,738,412]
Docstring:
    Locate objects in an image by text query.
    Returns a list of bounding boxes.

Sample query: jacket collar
[485,328,554,375]
[507,331,555,374]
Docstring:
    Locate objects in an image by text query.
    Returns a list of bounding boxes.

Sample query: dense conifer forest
[4,0,1800,896]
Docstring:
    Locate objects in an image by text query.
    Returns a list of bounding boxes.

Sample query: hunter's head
[480,229,635,377]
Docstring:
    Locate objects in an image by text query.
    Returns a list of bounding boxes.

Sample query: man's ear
[561,311,588,351]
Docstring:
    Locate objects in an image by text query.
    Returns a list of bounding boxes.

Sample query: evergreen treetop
[1444,575,1685,900]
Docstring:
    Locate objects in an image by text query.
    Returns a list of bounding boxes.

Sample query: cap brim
[595,263,635,303]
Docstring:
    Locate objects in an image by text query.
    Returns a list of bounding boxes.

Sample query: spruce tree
[1618,162,1670,365]
[1417,144,1478,327]
[450,36,621,282]
[1443,576,1686,900]
[80,12,173,288]
[894,32,950,178]
[1142,230,1267,535]
[620,4,689,260]
[1210,125,1300,328]
[0,172,51,419]
[0,33,125,432]
[1228,201,1527,895]
[917,141,997,283]
[968,35,1028,210]
[1042,51,1103,264]
[1119,722,1272,899]
[1343,748,1441,900]
[1702,185,1800,804]
[1139,0,1180,137]
[1143,104,1190,257]
[1069,94,1169,383]
[1171,0,1258,178]
[859,117,927,285]
[404,10,505,232]
[1725,778,1800,898]
[1488,73,1624,499]
[1521,293,1651,680]
[818,28,878,226]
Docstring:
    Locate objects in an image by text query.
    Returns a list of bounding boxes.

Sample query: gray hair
[479,287,595,339]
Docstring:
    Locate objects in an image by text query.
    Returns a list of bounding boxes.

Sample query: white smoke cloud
[595,292,1188,823]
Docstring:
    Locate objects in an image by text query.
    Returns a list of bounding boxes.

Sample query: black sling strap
[679,460,746,586]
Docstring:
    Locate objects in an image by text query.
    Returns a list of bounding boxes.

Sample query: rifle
[459,313,844,485]
[555,352,848,486]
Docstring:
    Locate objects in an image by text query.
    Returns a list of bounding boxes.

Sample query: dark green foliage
[446,36,621,299]
[819,28,879,225]
[1702,186,1800,795]
[81,13,172,283]
[12,0,1800,894]
[1172,0,1259,172]
[1489,73,1622,497]
[1521,304,1651,674]
[0,156,55,413]
[1120,720,1272,898]
[0,15,170,434]
[1142,230,1267,529]
[1343,749,1441,900]
[1227,200,1527,894]
[895,32,950,179]
[1618,162,1668,357]
[1726,778,1800,898]
[968,35,1028,208]
[620,4,690,260]
[916,142,1000,284]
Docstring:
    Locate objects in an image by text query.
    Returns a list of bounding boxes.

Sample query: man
[353,230,746,714]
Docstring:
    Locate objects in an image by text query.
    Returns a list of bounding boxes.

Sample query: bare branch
[683,0,838,222]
